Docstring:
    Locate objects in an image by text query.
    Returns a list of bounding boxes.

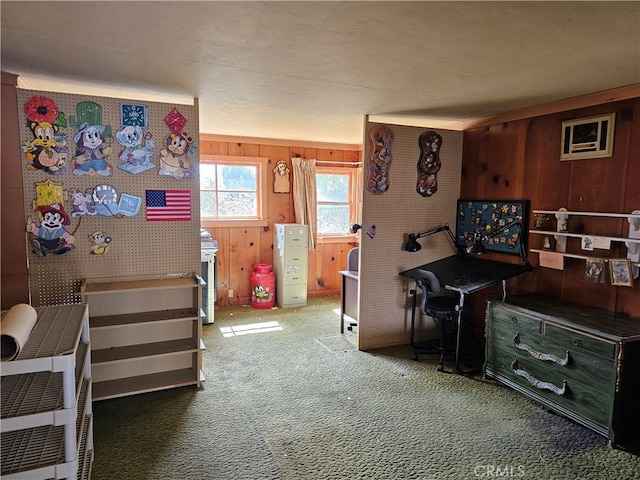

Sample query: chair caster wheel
[412,354,420,361]
[436,364,445,372]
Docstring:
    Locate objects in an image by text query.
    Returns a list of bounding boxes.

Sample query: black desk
[400,255,531,372]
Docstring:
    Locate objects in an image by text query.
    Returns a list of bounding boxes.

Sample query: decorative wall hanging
[584,258,605,283]
[68,188,97,217]
[71,122,113,176]
[416,131,442,197]
[33,178,65,214]
[89,230,112,255]
[26,203,76,256]
[121,103,148,128]
[159,131,195,179]
[117,193,142,217]
[367,125,394,194]
[456,199,528,256]
[22,95,69,174]
[115,125,155,174]
[560,113,615,160]
[609,258,633,287]
[146,189,192,221]
[70,101,112,137]
[164,107,187,134]
[273,160,290,193]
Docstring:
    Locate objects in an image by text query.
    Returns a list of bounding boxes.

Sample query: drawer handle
[512,334,570,367]
[510,316,518,324]
[572,336,582,347]
[511,360,567,396]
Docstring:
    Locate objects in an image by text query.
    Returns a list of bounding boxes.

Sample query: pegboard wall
[17,89,200,307]
[358,120,463,350]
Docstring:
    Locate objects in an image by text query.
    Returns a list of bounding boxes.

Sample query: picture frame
[560,113,615,161]
[609,258,633,287]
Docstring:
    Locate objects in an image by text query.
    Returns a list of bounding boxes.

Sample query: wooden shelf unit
[0,305,93,479]
[80,274,205,401]
[530,209,640,265]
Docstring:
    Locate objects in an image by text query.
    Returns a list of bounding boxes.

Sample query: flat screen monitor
[455,199,529,256]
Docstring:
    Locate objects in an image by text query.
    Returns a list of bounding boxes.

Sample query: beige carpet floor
[91,297,639,479]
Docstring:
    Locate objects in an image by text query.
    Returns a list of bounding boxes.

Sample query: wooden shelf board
[92,369,198,401]
[92,338,198,364]
[530,230,639,243]
[90,308,199,328]
[82,276,199,295]
[533,210,640,218]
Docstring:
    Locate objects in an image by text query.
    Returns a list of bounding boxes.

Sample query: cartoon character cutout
[27,203,75,256]
[159,131,195,179]
[22,96,68,175]
[68,188,97,217]
[115,125,155,174]
[89,230,111,254]
[71,123,113,176]
[273,160,290,193]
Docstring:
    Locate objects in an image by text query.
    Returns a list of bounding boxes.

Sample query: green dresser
[484,295,640,449]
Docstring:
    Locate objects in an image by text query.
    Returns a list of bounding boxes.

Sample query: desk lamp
[404,225,456,252]
[466,219,531,268]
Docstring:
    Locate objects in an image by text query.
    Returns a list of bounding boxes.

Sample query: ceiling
[2,1,639,145]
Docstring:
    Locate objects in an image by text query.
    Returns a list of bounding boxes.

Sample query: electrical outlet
[228,289,234,298]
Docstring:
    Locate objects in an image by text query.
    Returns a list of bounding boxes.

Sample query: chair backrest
[347,247,359,272]
[415,269,441,294]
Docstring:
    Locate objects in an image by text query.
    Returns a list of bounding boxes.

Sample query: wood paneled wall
[462,97,640,319]
[1,73,29,309]
[200,135,361,306]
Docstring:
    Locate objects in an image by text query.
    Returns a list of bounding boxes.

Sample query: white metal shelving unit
[80,274,205,401]
[0,304,93,479]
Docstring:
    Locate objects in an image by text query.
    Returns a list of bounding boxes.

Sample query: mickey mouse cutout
[27,203,76,256]
[22,96,69,175]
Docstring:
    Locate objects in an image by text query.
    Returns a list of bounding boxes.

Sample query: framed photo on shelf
[609,258,633,287]
[560,113,615,161]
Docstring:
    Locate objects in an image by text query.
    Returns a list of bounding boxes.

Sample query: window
[200,155,269,227]
[316,166,361,240]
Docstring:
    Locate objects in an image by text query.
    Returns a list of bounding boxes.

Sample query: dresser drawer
[487,321,615,388]
[486,355,612,431]
[544,324,616,360]
[488,303,541,334]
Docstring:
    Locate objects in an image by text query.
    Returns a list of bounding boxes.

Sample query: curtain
[291,157,317,251]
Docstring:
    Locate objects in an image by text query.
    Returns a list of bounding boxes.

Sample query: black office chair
[410,270,459,372]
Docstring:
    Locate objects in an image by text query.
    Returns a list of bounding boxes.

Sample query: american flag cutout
[146,190,191,221]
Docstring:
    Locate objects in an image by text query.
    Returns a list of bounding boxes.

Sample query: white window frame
[200,155,269,228]
[316,166,361,243]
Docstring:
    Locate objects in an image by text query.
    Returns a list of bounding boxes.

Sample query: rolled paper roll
[1,303,38,361]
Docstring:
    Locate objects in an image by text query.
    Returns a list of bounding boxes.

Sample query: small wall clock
[121,103,148,128]
[164,107,187,134]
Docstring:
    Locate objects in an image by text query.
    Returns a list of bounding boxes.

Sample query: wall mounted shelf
[530,230,640,244]
[530,209,640,269]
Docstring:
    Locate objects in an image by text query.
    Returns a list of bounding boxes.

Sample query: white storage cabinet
[79,274,205,401]
[0,304,93,479]
[273,224,308,308]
